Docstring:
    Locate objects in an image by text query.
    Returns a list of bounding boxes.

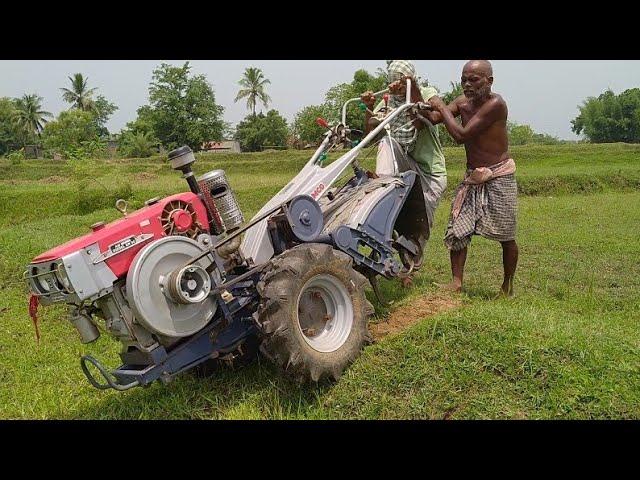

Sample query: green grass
[0,144,639,419]
[1,143,639,228]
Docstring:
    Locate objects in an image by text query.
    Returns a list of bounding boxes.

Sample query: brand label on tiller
[109,236,137,254]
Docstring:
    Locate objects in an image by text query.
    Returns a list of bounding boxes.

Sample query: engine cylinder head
[197,170,244,232]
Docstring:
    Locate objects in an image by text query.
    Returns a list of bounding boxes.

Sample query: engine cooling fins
[160,200,204,239]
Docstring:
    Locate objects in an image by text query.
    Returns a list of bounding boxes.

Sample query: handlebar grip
[415,102,433,111]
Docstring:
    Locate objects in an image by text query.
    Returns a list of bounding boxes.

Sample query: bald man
[424,60,519,296]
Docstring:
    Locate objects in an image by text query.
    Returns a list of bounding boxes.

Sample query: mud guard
[331,170,420,278]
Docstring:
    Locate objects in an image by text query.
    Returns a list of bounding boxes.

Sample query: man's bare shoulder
[489,93,507,108]
[485,94,508,117]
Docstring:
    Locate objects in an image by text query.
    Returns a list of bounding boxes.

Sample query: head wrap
[386,60,419,152]
[387,60,417,83]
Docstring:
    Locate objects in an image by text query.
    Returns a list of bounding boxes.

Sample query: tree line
[2,62,635,159]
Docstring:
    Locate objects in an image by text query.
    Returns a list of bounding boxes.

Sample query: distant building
[201,140,241,153]
[106,139,119,157]
[24,145,43,159]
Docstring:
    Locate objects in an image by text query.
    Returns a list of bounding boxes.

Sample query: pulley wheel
[126,236,218,338]
[286,195,324,242]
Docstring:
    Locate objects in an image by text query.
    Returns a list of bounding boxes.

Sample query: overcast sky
[2,60,639,140]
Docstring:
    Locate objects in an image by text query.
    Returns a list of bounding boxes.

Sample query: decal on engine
[91,233,155,264]
[110,236,136,254]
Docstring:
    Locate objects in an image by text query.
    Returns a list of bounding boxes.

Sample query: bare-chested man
[424,60,518,296]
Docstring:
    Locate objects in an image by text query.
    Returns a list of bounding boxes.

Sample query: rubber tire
[256,243,374,384]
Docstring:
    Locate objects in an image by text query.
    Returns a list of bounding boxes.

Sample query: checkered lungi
[444,161,518,251]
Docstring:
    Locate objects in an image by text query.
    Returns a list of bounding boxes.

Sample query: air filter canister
[197,170,244,232]
[196,179,225,235]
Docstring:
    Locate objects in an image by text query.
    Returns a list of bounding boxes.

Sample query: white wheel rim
[296,274,353,353]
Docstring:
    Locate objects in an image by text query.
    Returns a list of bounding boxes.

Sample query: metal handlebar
[341,88,389,125]
[312,79,436,162]
[342,77,435,126]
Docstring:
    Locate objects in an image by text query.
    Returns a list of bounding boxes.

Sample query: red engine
[32,192,210,279]
[23,146,257,392]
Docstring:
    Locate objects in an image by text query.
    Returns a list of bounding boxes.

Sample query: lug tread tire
[257,243,373,383]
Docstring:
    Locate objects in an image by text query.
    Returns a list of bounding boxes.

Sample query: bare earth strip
[369,291,462,341]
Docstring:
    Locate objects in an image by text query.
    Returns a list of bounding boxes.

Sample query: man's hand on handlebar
[408,96,444,126]
[388,77,407,95]
[414,102,434,113]
[360,91,377,109]
[428,95,447,112]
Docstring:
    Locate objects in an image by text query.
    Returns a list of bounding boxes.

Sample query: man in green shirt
[361,60,447,282]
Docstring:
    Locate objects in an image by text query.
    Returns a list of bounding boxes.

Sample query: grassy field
[1,143,639,419]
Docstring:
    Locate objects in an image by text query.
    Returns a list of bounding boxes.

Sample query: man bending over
[360,60,447,283]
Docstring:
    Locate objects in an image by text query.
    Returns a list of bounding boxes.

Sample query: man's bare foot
[399,276,413,288]
[440,281,462,293]
[495,281,514,299]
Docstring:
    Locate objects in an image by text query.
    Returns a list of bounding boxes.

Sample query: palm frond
[234,89,251,102]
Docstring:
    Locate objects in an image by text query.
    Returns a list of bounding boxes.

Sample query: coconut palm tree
[234,67,271,116]
[13,94,52,141]
[61,73,98,111]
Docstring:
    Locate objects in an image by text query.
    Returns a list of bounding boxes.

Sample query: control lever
[316,117,330,129]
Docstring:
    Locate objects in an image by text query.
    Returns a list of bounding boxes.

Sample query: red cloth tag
[28,294,40,343]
